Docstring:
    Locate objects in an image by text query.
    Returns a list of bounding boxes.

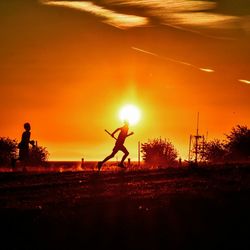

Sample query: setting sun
[119,104,141,125]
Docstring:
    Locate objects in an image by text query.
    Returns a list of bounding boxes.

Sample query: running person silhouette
[97,121,134,171]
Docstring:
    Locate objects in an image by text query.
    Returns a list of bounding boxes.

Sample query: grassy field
[0,164,250,249]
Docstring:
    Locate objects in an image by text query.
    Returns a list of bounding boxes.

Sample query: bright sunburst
[119,104,141,125]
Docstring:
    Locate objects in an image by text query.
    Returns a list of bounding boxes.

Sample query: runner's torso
[116,125,128,145]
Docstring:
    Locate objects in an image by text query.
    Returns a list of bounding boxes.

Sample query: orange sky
[1,0,250,161]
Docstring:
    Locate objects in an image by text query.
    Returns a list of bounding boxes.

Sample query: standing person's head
[24,122,31,131]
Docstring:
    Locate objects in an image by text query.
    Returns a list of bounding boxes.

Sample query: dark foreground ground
[0,164,250,250]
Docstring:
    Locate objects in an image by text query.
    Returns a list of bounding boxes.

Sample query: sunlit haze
[119,104,141,126]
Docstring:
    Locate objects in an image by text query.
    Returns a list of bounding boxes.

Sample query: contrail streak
[162,23,237,41]
[131,46,214,73]
[132,47,250,85]
[239,79,250,85]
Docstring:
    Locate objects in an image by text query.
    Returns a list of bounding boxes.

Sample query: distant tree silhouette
[225,125,250,161]
[203,139,226,163]
[203,125,250,163]
[141,138,178,167]
[0,137,18,166]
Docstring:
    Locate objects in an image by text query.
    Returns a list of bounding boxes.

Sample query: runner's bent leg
[101,146,119,164]
[120,146,129,164]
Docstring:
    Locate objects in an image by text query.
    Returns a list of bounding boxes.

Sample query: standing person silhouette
[18,122,35,162]
[12,122,35,167]
[97,120,134,171]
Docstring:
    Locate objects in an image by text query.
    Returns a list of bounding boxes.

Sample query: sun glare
[119,104,141,125]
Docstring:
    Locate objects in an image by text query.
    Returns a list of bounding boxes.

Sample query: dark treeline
[203,125,250,163]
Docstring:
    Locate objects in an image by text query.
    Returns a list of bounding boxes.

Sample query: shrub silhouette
[29,145,49,166]
[141,138,178,167]
[0,137,18,166]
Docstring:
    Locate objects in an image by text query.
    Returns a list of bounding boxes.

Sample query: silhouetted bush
[141,138,178,167]
[29,145,49,166]
[0,137,18,166]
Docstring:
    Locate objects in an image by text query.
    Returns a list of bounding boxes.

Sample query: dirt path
[1,165,250,249]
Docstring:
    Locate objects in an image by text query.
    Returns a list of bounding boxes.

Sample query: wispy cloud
[106,0,216,12]
[41,0,249,38]
[104,0,244,39]
[40,1,149,29]
[167,12,238,29]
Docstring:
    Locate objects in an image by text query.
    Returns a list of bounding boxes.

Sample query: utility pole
[138,141,141,167]
[195,112,200,164]
[81,158,84,169]
[188,112,206,165]
[188,135,192,162]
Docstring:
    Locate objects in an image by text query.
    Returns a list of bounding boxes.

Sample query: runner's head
[123,120,129,127]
